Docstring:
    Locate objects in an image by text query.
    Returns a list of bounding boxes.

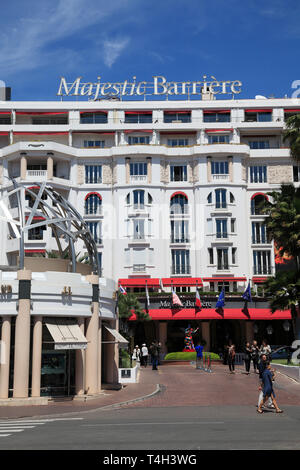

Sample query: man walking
[150,341,160,370]
[141,343,148,368]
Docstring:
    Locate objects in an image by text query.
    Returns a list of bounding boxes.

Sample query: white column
[0,317,11,399]
[75,317,85,395]
[85,275,99,395]
[31,316,42,397]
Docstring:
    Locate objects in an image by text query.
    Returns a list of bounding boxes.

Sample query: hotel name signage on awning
[57,76,242,100]
[160,300,212,309]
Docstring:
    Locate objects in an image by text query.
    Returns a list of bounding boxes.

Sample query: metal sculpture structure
[0,179,100,275]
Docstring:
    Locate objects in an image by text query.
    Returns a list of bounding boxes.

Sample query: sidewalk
[0,368,159,419]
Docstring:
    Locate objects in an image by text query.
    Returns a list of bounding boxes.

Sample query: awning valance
[245,109,272,113]
[45,319,87,350]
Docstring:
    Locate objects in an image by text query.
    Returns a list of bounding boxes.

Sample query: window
[208,135,230,144]
[133,219,145,240]
[28,226,45,240]
[128,136,150,145]
[170,194,188,214]
[133,190,145,209]
[80,112,107,124]
[229,192,235,204]
[253,251,272,275]
[293,166,300,182]
[232,247,237,264]
[215,189,227,209]
[167,139,189,147]
[85,194,102,215]
[230,218,236,233]
[249,141,270,149]
[207,192,212,204]
[251,194,267,215]
[170,165,187,182]
[216,219,228,238]
[217,248,229,270]
[85,165,102,183]
[203,112,230,123]
[245,112,272,122]
[218,281,230,293]
[209,282,215,292]
[87,221,102,244]
[211,161,229,175]
[0,117,11,125]
[32,117,68,125]
[250,166,267,183]
[130,163,147,176]
[84,140,105,148]
[171,249,190,274]
[208,248,214,265]
[125,113,152,123]
[164,112,191,123]
[171,220,189,243]
[252,222,269,244]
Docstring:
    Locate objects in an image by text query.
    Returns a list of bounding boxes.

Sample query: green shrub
[119,349,131,368]
[164,351,221,361]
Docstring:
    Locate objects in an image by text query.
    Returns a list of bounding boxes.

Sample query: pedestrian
[244,341,252,375]
[257,354,274,409]
[251,340,260,373]
[259,339,272,360]
[195,342,204,369]
[149,340,160,370]
[135,345,141,365]
[227,342,236,373]
[257,363,283,414]
[141,343,148,367]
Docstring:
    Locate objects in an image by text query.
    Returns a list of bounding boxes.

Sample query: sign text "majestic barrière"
[57,76,242,100]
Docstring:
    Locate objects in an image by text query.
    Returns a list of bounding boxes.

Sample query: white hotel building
[0,92,299,363]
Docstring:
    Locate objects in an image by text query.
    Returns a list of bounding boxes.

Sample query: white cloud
[0,0,133,75]
[102,37,130,68]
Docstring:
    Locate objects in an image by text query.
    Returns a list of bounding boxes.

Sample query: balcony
[170,205,189,216]
[84,206,103,217]
[171,264,191,275]
[253,266,273,275]
[252,236,272,245]
[130,175,147,183]
[26,170,47,180]
[170,236,190,244]
[133,264,146,272]
[212,174,229,181]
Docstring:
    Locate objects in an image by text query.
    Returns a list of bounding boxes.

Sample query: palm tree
[283,114,300,162]
[263,184,300,270]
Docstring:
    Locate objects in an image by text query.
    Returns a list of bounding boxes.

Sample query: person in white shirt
[141,343,149,367]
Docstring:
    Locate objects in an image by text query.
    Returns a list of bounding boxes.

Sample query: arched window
[251,193,268,215]
[85,193,102,215]
[170,192,188,215]
[126,190,153,209]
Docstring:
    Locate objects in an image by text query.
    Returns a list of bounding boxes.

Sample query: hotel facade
[0,88,299,390]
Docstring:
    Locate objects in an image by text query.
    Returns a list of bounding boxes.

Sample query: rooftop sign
[57,75,242,101]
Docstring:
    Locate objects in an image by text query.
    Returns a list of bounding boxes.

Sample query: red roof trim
[124,130,153,134]
[205,129,233,133]
[245,109,272,113]
[284,109,300,113]
[85,192,102,200]
[118,277,203,287]
[203,277,247,282]
[80,110,108,114]
[170,191,188,200]
[125,111,152,115]
[25,249,46,254]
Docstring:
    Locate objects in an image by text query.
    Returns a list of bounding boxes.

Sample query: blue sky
[0,0,299,101]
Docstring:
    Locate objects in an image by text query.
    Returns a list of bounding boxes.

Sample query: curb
[97,383,162,410]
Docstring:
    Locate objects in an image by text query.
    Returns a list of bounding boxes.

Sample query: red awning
[80,110,108,114]
[161,278,203,287]
[85,192,102,200]
[14,132,68,135]
[0,132,9,135]
[245,109,272,113]
[284,109,300,113]
[119,278,160,288]
[124,130,153,133]
[118,277,203,288]
[125,111,152,115]
[16,111,67,115]
[252,277,269,283]
[205,129,233,133]
[203,277,247,282]
[164,110,191,114]
[72,131,114,135]
[129,308,292,321]
[203,110,230,114]
[170,191,188,200]
[25,249,46,254]
[0,111,11,115]
[160,131,196,135]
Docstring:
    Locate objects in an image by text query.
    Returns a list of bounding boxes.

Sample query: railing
[84,207,103,216]
[212,174,229,181]
[132,235,146,242]
[133,264,146,272]
[26,170,47,177]
[171,264,191,275]
[216,232,228,239]
[130,175,147,182]
[170,237,190,243]
[170,205,189,215]
[217,264,229,271]
[252,236,272,244]
[253,266,273,275]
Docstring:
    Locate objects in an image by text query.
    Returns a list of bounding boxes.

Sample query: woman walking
[257,363,283,414]
[227,343,236,374]
[260,340,272,360]
[244,342,252,375]
[251,340,260,373]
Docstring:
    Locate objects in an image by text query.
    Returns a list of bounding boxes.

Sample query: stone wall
[268,164,293,184]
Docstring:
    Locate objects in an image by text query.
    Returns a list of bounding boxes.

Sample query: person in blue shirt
[257,363,283,414]
[195,342,204,368]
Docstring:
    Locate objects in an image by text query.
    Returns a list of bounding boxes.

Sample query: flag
[145,282,150,310]
[242,282,252,303]
[216,288,225,309]
[159,278,165,292]
[195,288,202,309]
[119,284,127,295]
[172,288,183,307]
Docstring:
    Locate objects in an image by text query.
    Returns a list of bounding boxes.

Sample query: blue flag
[242,282,252,303]
[216,288,225,308]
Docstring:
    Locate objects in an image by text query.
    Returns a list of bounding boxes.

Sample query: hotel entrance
[210,320,243,354]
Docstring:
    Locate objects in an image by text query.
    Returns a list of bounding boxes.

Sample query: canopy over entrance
[103,325,128,348]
